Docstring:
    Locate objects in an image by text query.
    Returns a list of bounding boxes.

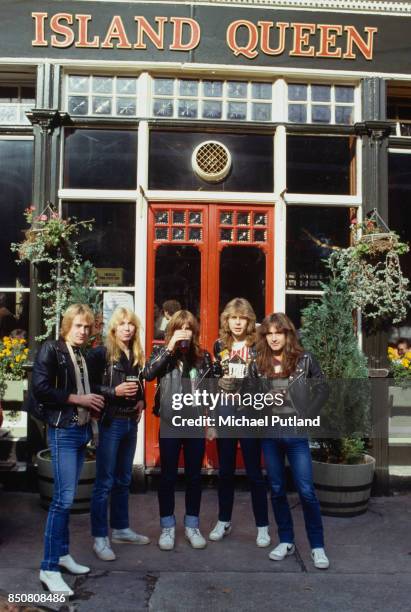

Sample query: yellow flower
[12,339,18,345]
[15,355,20,363]
[10,363,14,368]
[5,350,11,356]
[406,351,411,360]
[2,336,9,342]
[19,339,25,345]
[24,348,29,354]
[401,358,410,367]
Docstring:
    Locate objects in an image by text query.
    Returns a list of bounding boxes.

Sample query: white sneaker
[39,570,74,596]
[256,526,271,548]
[311,547,330,569]
[209,521,232,541]
[158,527,175,551]
[112,528,150,545]
[93,537,116,561]
[59,554,90,575]
[185,527,207,549]
[269,542,296,561]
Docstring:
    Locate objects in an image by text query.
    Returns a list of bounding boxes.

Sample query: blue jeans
[91,418,137,537]
[158,436,205,528]
[216,437,268,527]
[262,438,324,549]
[41,424,91,571]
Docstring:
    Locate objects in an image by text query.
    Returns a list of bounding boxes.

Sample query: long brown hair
[106,307,144,367]
[219,298,256,350]
[165,310,203,366]
[256,313,303,377]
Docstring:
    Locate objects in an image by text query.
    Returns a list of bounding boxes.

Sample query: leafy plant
[301,275,371,464]
[329,216,410,325]
[11,204,99,340]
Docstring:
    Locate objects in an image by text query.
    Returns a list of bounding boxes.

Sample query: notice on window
[103,292,135,334]
[96,267,124,286]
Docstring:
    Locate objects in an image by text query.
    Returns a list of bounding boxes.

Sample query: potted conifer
[301,275,375,517]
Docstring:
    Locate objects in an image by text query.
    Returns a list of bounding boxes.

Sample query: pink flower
[51,212,60,219]
[39,214,48,221]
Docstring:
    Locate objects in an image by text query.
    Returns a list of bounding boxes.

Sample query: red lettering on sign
[101,16,132,49]
[316,24,343,58]
[290,23,316,57]
[258,21,289,56]
[50,13,74,48]
[226,20,259,59]
[343,25,377,60]
[134,16,167,49]
[75,14,99,48]
[170,18,200,51]
[32,12,48,47]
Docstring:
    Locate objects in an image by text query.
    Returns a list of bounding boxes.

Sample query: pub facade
[1,0,410,472]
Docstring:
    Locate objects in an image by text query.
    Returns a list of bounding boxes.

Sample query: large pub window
[0,138,33,337]
[63,128,138,189]
[149,131,273,192]
[287,135,356,195]
[285,205,352,328]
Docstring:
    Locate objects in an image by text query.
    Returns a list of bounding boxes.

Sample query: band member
[144,310,213,551]
[255,313,329,569]
[88,307,150,561]
[33,304,104,596]
[209,298,270,547]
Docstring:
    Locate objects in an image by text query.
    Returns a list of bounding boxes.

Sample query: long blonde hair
[106,307,144,367]
[219,298,256,350]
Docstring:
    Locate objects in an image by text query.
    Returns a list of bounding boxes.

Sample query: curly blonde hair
[106,307,144,367]
[219,298,256,350]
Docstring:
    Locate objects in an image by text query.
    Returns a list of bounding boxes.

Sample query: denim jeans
[216,437,268,527]
[90,418,137,537]
[158,436,205,528]
[262,437,324,549]
[41,423,91,571]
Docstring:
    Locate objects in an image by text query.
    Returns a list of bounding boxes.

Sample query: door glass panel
[154,245,201,339]
[219,246,265,323]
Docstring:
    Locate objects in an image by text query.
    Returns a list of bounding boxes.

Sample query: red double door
[145,203,274,468]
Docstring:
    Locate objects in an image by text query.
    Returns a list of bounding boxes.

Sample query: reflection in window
[0,140,32,288]
[64,129,137,189]
[0,292,29,340]
[287,135,354,195]
[62,202,136,286]
[154,245,201,339]
[286,206,351,291]
[220,246,266,323]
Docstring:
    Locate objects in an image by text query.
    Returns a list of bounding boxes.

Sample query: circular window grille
[192,140,232,183]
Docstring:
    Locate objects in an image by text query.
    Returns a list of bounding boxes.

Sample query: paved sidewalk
[0,490,410,612]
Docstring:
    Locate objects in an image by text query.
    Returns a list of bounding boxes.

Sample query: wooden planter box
[312,454,375,517]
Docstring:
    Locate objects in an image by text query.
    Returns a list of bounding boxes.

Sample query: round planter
[312,454,375,517]
[36,449,96,513]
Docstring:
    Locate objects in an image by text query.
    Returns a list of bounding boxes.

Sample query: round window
[191,140,232,183]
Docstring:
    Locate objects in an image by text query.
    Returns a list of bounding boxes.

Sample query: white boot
[39,570,74,596]
[93,536,116,561]
[185,527,207,549]
[59,554,90,575]
[158,527,175,551]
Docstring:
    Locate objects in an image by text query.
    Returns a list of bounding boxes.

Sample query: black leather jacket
[86,346,145,420]
[30,340,81,428]
[143,345,214,416]
[247,351,329,417]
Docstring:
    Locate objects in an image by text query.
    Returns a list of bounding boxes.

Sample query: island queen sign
[32,12,377,61]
